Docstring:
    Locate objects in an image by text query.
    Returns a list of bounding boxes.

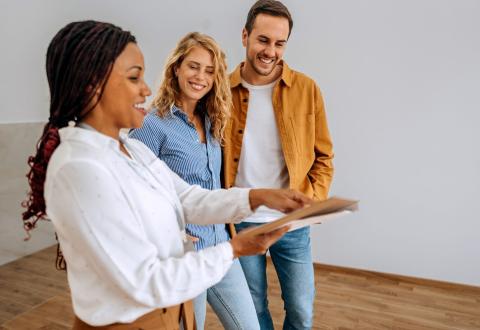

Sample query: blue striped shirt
[129,105,229,250]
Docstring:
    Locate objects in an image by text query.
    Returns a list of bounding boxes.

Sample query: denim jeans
[193,258,260,330]
[235,223,315,330]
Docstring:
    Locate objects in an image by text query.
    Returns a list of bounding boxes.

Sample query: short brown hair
[245,0,293,38]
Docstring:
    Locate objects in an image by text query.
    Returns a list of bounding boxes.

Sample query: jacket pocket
[289,114,315,159]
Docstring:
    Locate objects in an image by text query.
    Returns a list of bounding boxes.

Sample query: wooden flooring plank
[2,296,74,330]
[1,246,480,329]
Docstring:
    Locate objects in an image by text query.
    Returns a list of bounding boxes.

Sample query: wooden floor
[1,246,479,329]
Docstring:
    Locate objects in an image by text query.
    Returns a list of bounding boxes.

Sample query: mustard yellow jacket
[223,62,334,201]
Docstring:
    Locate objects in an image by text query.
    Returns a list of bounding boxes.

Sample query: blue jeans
[235,223,315,330]
[194,258,260,330]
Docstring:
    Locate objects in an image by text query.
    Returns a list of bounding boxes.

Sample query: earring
[68,116,78,127]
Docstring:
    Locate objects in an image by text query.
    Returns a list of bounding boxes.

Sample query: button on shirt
[130,106,229,250]
[44,126,251,326]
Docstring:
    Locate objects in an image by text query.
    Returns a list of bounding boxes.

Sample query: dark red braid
[21,124,60,231]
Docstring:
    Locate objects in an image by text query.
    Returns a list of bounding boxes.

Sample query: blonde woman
[130,32,260,329]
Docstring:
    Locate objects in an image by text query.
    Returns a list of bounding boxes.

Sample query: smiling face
[175,46,214,106]
[242,13,289,84]
[92,42,152,132]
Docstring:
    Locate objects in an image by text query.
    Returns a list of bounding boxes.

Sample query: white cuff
[216,241,234,261]
[228,187,253,223]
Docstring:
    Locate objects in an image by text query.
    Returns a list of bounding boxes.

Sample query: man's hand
[249,189,312,213]
[230,225,290,258]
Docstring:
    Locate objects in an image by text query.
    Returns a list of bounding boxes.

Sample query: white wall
[1,0,479,285]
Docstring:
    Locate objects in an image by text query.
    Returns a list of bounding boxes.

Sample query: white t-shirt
[235,79,289,223]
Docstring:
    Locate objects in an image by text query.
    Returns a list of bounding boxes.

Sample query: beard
[247,53,278,77]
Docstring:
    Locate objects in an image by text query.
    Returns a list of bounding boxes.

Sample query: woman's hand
[249,189,312,213]
[186,234,199,242]
[229,225,290,258]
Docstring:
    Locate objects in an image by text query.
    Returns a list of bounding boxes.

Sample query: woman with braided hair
[22,20,310,329]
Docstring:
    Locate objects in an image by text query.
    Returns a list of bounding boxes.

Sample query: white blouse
[44,126,251,326]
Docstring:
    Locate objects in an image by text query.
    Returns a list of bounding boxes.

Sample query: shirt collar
[169,103,211,129]
[169,103,182,115]
[169,104,191,124]
[59,126,123,151]
[230,60,292,88]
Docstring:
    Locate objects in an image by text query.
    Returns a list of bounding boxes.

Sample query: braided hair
[22,21,136,268]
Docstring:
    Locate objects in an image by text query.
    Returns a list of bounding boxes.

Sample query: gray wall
[1,0,479,285]
[0,122,56,265]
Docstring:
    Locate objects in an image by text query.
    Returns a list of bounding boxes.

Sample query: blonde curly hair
[151,32,231,143]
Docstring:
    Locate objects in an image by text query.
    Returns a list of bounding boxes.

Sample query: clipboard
[241,196,359,237]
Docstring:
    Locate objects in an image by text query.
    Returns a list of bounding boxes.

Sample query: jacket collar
[230,60,292,88]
